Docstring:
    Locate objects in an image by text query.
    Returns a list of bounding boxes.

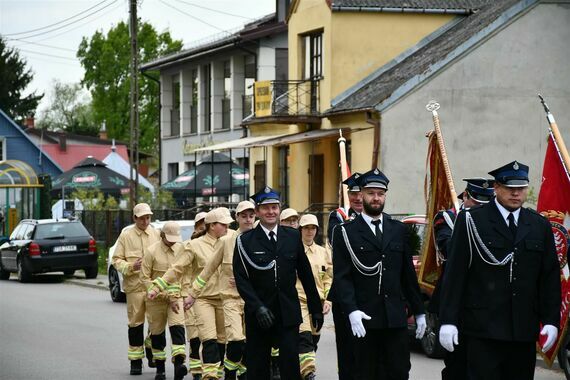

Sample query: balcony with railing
[244,79,321,125]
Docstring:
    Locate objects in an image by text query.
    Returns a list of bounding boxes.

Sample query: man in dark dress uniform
[233,186,323,380]
[332,169,426,379]
[439,161,561,380]
[326,173,362,380]
[429,178,495,380]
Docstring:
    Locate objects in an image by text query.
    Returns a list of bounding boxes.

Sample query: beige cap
[194,212,207,223]
[133,203,153,217]
[280,208,299,221]
[162,221,182,243]
[299,214,319,227]
[205,207,234,225]
[236,200,255,214]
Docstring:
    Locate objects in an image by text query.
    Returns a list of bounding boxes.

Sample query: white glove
[415,314,426,339]
[349,310,371,338]
[439,324,459,352]
[540,324,558,352]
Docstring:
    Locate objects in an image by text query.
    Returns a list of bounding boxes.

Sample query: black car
[0,219,98,282]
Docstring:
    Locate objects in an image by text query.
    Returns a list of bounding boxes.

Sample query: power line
[6,0,118,40]
[24,55,82,68]
[7,38,76,53]
[19,48,78,62]
[4,0,113,37]
[174,0,254,20]
[159,0,232,35]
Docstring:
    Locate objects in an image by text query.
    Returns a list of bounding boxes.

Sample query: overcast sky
[0,0,274,113]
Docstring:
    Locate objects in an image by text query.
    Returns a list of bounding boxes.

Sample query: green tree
[0,37,43,122]
[36,80,99,136]
[77,21,182,152]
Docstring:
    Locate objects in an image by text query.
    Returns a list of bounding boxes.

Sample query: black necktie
[507,213,517,238]
[372,219,383,246]
[269,231,277,248]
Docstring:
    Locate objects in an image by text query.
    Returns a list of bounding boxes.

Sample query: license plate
[53,245,77,253]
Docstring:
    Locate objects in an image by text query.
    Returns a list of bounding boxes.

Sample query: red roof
[41,144,130,171]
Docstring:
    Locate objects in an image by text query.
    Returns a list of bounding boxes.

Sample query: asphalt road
[0,274,565,380]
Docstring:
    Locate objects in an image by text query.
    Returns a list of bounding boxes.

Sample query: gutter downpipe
[331,6,472,15]
[141,71,162,186]
[366,110,381,169]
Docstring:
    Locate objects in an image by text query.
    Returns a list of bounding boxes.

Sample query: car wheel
[84,265,98,279]
[108,267,126,303]
[421,312,446,359]
[17,259,32,283]
[557,327,570,379]
[63,270,75,277]
[0,265,10,280]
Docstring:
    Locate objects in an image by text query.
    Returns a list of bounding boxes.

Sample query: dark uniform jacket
[233,224,322,327]
[327,207,358,303]
[332,213,425,329]
[439,201,560,342]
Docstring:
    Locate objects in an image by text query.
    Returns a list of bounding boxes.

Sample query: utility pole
[129,0,140,209]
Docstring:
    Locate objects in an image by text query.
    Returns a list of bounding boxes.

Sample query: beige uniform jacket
[112,225,161,293]
[296,242,333,303]
[141,240,184,301]
[157,233,222,299]
[190,229,241,300]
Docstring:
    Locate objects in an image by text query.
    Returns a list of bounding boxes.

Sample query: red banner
[537,134,570,366]
[418,131,456,293]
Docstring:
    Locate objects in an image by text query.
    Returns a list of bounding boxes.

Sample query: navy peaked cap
[342,172,362,192]
[488,161,529,187]
[356,168,389,190]
[250,186,280,205]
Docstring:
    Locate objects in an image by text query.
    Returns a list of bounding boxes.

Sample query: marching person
[149,208,233,380]
[327,172,362,380]
[280,208,300,228]
[185,200,256,379]
[332,169,426,379]
[191,212,207,240]
[112,203,161,375]
[297,214,333,380]
[439,161,561,380]
[428,178,495,380]
[141,222,187,380]
[233,186,323,379]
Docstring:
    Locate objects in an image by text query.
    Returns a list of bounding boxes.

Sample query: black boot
[237,372,247,380]
[192,375,202,380]
[225,368,237,380]
[155,360,166,380]
[130,359,143,375]
[270,357,280,380]
[173,355,188,380]
[304,373,316,380]
[146,347,156,368]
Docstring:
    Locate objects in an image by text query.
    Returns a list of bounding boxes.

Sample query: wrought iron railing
[255,79,320,117]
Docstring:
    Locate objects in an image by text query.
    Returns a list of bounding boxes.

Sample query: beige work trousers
[146,297,185,334]
[223,297,246,342]
[126,291,146,327]
[193,297,226,343]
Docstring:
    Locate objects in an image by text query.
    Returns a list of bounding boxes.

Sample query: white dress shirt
[260,223,278,241]
[361,212,384,236]
[494,198,520,227]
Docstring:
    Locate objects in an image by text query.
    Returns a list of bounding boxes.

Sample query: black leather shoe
[270,358,280,380]
[174,363,188,380]
[237,372,247,380]
[130,359,143,375]
[225,368,237,380]
[155,373,166,380]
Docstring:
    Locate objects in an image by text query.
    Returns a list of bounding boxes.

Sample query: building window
[170,75,181,137]
[203,64,211,133]
[302,32,323,80]
[243,55,255,118]
[191,69,198,134]
[221,60,231,130]
[168,163,179,181]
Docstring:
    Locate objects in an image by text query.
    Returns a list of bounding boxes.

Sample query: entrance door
[309,154,324,207]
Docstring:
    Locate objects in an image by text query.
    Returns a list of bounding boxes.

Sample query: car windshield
[407,223,426,256]
[34,222,90,240]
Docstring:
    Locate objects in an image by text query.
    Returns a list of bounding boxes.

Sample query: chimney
[99,120,108,140]
[25,114,35,129]
[59,134,67,152]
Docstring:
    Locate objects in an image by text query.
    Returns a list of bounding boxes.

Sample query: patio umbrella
[162,153,249,201]
[50,156,131,198]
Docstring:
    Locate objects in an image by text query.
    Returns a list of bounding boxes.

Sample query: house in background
[243,0,485,211]
[141,0,290,202]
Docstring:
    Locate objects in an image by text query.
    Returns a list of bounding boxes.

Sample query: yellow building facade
[245,0,459,214]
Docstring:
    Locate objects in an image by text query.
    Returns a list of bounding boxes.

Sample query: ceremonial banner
[418,129,457,292]
[536,134,570,366]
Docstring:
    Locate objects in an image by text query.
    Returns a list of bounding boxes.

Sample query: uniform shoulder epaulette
[468,204,485,213]
[240,228,255,238]
[525,207,547,220]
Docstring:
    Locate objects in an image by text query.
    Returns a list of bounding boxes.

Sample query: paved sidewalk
[65,273,108,291]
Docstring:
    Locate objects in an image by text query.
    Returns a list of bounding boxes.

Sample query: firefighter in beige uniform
[183,211,207,380]
[296,214,333,380]
[149,208,233,380]
[142,221,188,380]
[112,203,161,375]
[187,201,255,379]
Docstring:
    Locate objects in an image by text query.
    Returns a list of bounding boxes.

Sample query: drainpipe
[141,71,162,186]
[366,111,381,169]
